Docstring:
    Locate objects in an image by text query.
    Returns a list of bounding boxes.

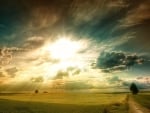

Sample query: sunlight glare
[48,38,81,60]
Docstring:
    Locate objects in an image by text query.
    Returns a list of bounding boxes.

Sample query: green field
[0,93,128,113]
[132,93,150,109]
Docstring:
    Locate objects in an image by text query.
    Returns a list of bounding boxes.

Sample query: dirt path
[128,95,150,113]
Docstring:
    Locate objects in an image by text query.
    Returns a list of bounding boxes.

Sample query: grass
[0,93,128,113]
[132,93,150,109]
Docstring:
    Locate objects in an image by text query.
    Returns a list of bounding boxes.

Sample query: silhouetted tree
[130,83,139,95]
[103,108,108,113]
[35,89,39,94]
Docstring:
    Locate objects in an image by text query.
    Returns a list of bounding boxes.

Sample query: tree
[130,83,139,95]
[35,89,39,94]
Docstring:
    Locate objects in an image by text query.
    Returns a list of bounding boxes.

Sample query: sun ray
[48,38,81,60]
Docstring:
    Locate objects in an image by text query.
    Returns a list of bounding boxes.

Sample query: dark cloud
[0,0,73,46]
[0,0,149,52]
[120,0,150,27]
[96,51,145,72]
[31,76,44,83]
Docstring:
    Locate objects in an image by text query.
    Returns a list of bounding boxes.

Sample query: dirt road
[128,95,150,113]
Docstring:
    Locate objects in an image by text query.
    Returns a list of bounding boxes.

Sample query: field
[0,93,128,113]
[132,93,150,109]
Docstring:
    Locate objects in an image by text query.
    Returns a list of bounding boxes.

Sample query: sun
[48,38,81,60]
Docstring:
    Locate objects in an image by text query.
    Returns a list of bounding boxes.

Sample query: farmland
[0,93,128,113]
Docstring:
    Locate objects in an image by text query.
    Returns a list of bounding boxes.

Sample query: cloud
[121,76,150,89]
[106,76,123,87]
[101,65,127,73]
[96,51,145,72]
[51,80,93,90]
[132,81,150,89]
[0,81,42,92]
[107,0,128,8]
[24,51,59,66]
[0,47,27,65]
[67,66,81,75]
[73,69,81,75]
[23,36,45,49]
[106,75,150,90]
[54,71,69,79]
[120,0,150,27]
[53,67,81,80]
[64,81,93,90]
[31,76,44,83]
[108,76,122,83]
[5,67,18,78]
[136,76,150,84]
[0,48,12,65]
[121,81,130,87]
[0,72,5,77]
[0,0,149,92]
[69,0,128,26]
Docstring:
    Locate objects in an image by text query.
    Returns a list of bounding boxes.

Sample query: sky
[0,0,150,92]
